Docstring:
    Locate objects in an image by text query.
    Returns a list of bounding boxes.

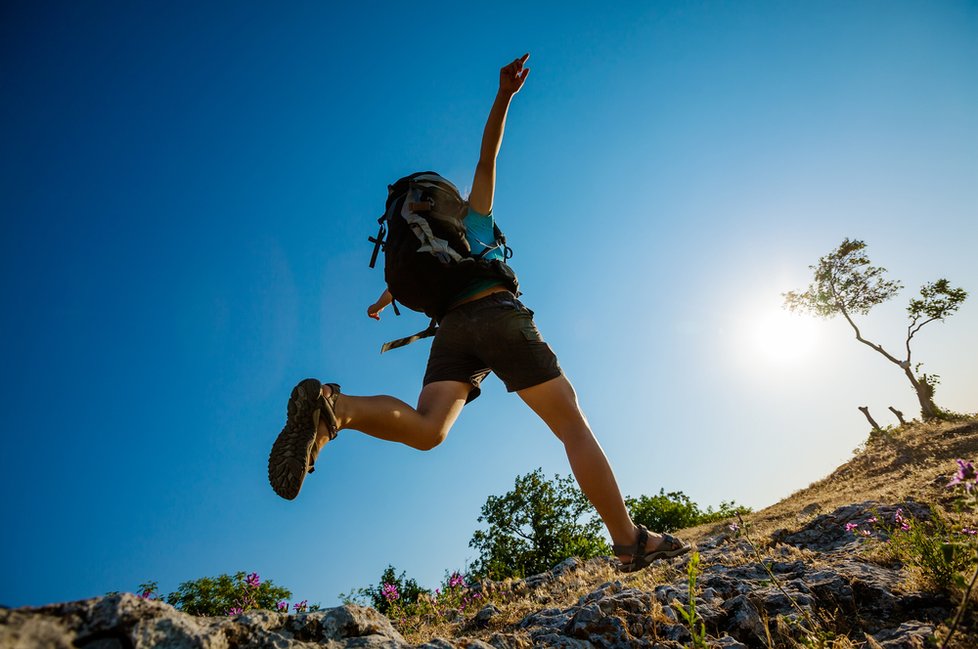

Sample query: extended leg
[517,375,675,562]
[270,379,470,500]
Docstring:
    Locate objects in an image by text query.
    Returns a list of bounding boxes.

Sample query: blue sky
[2,1,976,610]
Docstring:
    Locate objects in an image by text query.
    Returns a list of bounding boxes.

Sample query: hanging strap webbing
[380,319,438,354]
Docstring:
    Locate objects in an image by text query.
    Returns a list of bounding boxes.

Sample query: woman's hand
[367,301,386,320]
[367,289,393,320]
[499,53,530,96]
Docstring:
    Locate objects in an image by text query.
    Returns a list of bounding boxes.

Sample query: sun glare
[748,308,820,365]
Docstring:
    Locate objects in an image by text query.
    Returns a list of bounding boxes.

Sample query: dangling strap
[368,215,386,268]
[381,319,438,354]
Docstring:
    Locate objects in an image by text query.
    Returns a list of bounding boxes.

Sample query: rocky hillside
[3,417,978,649]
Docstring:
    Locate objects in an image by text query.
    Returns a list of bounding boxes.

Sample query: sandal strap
[320,383,341,439]
[612,524,649,565]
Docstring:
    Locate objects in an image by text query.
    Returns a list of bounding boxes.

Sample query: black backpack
[368,172,519,350]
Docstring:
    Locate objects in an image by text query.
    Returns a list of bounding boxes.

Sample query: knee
[413,426,448,451]
[554,418,594,446]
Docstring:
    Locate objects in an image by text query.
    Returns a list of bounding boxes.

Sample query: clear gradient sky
[2,1,976,610]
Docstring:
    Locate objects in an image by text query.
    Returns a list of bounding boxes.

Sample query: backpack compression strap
[380,319,438,354]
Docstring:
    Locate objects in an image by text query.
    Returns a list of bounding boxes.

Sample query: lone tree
[783,238,967,420]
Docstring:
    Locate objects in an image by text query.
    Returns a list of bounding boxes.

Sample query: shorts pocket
[521,325,544,342]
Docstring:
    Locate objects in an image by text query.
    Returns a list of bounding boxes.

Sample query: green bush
[340,565,429,615]
[468,469,611,580]
[164,572,293,616]
[626,489,750,533]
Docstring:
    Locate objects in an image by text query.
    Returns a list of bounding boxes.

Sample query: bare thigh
[517,375,589,441]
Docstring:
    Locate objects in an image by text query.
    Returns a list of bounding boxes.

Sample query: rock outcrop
[1,501,968,648]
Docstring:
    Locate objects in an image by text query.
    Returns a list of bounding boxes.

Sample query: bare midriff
[451,284,511,309]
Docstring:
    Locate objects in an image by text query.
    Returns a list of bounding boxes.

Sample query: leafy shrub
[340,565,428,615]
[468,469,611,580]
[626,489,750,533]
[164,572,294,616]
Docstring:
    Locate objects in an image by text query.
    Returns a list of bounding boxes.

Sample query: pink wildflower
[381,583,400,602]
[246,572,261,588]
[448,572,466,589]
[948,459,978,492]
[894,508,911,532]
[228,607,243,616]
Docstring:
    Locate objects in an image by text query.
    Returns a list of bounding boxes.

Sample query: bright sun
[748,308,821,365]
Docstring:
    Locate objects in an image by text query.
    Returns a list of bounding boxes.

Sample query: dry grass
[682,415,978,544]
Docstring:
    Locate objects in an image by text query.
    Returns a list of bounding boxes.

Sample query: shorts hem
[503,367,564,393]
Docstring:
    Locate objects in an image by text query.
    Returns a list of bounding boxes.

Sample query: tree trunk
[904,368,941,420]
[858,406,882,432]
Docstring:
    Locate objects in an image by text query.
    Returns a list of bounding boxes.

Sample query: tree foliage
[165,571,292,616]
[783,238,967,420]
[626,489,750,533]
[783,238,903,318]
[468,469,611,580]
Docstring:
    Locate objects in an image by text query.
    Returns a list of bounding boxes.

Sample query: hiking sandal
[267,378,341,500]
[613,525,691,573]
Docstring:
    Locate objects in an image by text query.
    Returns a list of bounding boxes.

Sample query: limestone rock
[0,594,407,649]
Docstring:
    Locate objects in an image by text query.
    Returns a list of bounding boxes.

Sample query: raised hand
[499,53,530,96]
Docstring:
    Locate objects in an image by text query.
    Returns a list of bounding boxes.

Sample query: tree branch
[837,301,904,366]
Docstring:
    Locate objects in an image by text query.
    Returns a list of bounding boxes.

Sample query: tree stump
[888,406,907,426]
[858,406,882,431]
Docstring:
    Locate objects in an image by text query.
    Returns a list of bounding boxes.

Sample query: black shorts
[423,291,562,402]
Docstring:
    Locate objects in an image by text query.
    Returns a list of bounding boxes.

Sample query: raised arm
[468,53,530,215]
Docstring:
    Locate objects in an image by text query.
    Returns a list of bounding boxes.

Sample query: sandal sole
[268,378,322,500]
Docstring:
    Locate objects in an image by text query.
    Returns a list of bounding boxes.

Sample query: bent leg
[320,381,470,451]
[517,375,670,558]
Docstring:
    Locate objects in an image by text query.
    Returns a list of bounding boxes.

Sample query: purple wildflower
[140,590,153,600]
[860,529,872,537]
[228,607,244,616]
[728,523,739,533]
[845,522,859,533]
[381,583,400,602]
[293,600,308,613]
[277,601,289,612]
[948,459,978,492]
[245,572,261,588]
[866,516,878,524]
[448,572,466,589]
[962,528,978,536]
[894,508,911,532]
